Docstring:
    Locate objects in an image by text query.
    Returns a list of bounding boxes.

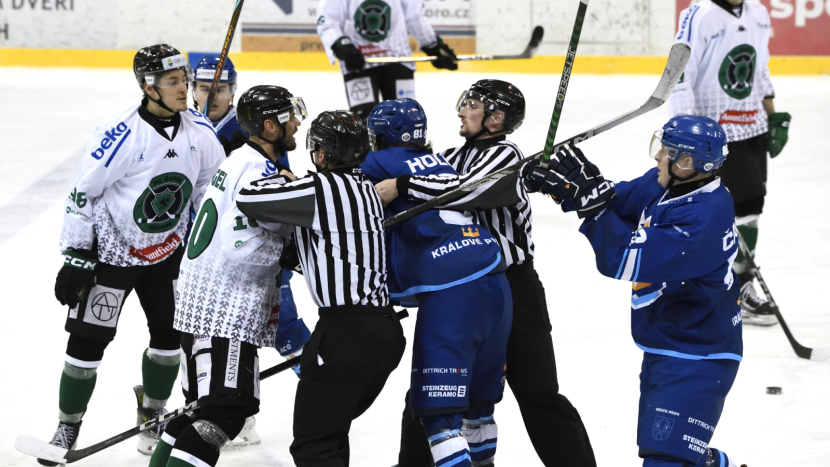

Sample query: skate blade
[222,433,262,451]
[136,434,158,456]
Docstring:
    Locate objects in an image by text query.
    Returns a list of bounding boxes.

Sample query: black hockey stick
[365,26,544,64]
[383,43,691,227]
[200,0,245,117]
[15,310,409,464]
[540,0,588,169]
[736,232,830,361]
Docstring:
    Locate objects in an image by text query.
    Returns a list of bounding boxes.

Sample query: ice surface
[1,68,828,466]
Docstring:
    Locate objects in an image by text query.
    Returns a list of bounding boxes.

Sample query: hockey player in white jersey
[43,44,225,464]
[146,85,306,467]
[316,0,458,119]
[670,0,791,326]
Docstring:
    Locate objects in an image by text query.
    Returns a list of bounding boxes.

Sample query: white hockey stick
[383,42,691,227]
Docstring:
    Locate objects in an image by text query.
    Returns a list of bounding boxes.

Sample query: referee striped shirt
[397,136,534,267]
[237,167,389,308]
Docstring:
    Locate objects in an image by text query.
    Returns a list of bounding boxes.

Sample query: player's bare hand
[374,179,398,207]
[280,169,297,181]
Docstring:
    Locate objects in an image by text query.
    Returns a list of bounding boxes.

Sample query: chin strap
[145,85,179,115]
[666,162,699,190]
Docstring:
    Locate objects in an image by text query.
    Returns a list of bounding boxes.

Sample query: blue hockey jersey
[361,147,504,299]
[579,168,743,361]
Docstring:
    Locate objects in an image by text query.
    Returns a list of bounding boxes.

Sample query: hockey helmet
[649,116,728,173]
[236,85,308,138]
[193,53,237,92]
[367,98,427,151]
[456,79,526,134]
[306,111,370,168]
[133,44,193,89]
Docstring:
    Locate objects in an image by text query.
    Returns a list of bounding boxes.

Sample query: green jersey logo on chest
[718,44,756,100]
[133,172,193,233]
[354,0,391,42]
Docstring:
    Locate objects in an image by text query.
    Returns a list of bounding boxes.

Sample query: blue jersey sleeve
[608,168,662,225]
[580,196,735,285]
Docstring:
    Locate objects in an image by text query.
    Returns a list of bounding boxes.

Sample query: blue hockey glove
[55,249,97,308]
[548,144,616,219]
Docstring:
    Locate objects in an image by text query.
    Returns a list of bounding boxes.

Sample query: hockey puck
[766,386,782,395]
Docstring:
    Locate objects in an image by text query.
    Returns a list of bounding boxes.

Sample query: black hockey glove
[521,157,570,202]
[279,237,303,275]
[55,248,97,309]
[548,144,616,219]
[767,112,791,158]
[220,129,249,157]
[332,36,366,73]
[421,36,458,70]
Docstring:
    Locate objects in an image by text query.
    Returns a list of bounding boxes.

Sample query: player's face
[154,70,190,112]
[193,82,233,120]
[458,98,485,137]
[280,113,302,151]
[655,152,672,187]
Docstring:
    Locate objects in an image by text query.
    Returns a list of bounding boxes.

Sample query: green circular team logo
[133,172,193,233]
[354,0,391,42]
[718,44,756,100]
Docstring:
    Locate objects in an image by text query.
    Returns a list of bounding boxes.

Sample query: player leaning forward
[145,85,305,467]
[237,110,406,466]
[670,0,790,326]
[47,44,225,464]
[522,116,746,467]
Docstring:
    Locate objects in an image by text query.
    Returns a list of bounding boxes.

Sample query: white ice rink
[1,68,829,467]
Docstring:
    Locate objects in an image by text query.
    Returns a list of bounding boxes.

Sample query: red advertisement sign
[675,0,830,55]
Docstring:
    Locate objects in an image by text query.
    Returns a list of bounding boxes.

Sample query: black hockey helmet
[456,79,526,134]
[236,85,308,142]
[306,111,369,168]
[133,44,193,89]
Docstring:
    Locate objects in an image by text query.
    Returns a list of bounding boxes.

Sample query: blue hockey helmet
[649,115,728,173]
[194,53,237,92]
[366,98,427,151]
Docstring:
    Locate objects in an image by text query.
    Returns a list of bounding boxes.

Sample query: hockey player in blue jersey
[192,54,241,143]
[521,116,746,467]
[361,98,512,467]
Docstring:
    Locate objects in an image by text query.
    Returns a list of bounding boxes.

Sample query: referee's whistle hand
[374,179,398,207]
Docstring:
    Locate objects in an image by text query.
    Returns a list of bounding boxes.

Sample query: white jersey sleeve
[317,0,349,66]
[668,4,709,118]
[176,144,289,346]
[402,0,437,50]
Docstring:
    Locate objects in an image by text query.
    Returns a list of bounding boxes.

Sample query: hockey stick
[540,0,588,169]
[383,43,691,227]
[736,232,830,361]
[365,26,544,64]
[201,0,245,117]
[15,310,409,464]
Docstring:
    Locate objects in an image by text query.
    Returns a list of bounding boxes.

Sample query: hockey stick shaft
[540,0,588,169]
[736,232,829,361]
[382,43,690,228]
[365,26,544,64]
[202,0,245,117]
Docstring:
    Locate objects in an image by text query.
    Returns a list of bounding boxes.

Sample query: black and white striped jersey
[236,167,390,308]
[397,136,534,267]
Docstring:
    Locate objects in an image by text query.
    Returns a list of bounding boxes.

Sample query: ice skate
[37,420,82,466]
[741,281,778,326]
[134,384,168,455]
[222,416,262,450]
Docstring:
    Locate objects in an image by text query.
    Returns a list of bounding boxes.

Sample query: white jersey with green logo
[669,0,774,142]
[317,0,437,74]
[175,143,292,347]
[59,105,225,267]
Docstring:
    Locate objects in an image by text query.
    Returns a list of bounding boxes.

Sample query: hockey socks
[734,218,759,282]
[149,415,194,467]
[58,362,98,423]
[422,414,472,467]
[462,407,498,466]
[142,348,181,409]
[165,421,228,467]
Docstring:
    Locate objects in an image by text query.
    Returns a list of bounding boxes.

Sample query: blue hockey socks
[462,406,498,466]
[421,413,472,467]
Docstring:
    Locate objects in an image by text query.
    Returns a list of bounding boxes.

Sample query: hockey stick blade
[736,233,830,361]
[383,43,690,227]
[16,435,68,464]
[366,26,544,64]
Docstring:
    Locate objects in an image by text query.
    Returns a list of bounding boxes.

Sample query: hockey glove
[332,36,366,73]
[421,36,458,70]
[548,144,616,219]
[279,237,303,275]
[55,249,97,308]
[767,112,791,158]
[220,129,249,157]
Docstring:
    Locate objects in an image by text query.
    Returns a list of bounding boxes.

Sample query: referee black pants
[291,306,406,467]
[398,262,596,466]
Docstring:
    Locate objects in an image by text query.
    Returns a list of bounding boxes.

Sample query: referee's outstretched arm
[236,175,317,228]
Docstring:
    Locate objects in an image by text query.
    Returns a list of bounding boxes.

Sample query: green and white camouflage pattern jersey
[175,142,293,347]
[669,0,775,143]
[317,0,438,74]
[59,105,224,267]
